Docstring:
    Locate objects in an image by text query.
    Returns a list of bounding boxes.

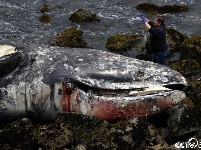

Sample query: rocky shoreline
[1,32,201,150]
[1,2,201,150]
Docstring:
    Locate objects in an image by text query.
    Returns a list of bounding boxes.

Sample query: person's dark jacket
[148,21,168,53]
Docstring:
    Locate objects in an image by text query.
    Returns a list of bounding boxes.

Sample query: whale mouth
[164,83,186,91]
[76,81,186,98]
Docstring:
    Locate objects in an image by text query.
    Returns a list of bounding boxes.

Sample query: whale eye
[136,70,144,77]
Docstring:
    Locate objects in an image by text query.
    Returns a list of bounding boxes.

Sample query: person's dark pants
[152,48,170,66]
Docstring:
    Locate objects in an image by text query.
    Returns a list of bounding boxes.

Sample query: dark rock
[136,3,159,14]
[53,27,87,48]
[106,34,143,51]
[40,4,49,13]
[167,105,201,137]
[180,35,201,66]
[135,3,189,14]
[33,121,73,149]
[168,59,201,78]
[88,118,148,150]
[38,14,51,23]
[0,118,35,149]
[69,8,100,23]
[56,113,104,146]
[57,113,148,150]
[166,28,187,54]
[184,81,201,105]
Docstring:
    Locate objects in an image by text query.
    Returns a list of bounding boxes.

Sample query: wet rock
[88,118,147,150]
[136,3,159,15]
[135,3,189,14]
[53,27,87,48]
[184,81,201,105]
[56,113,104,146]
[180,35,201,66]
[57,113,148,150]
[167,105,201,137]
[38,13,51,23]
[0,118,35,149]
[106,34,143,51]
[181,98,195,107]
[168,59,201,78]
[33,121,73,149]
[166,28,187,54]
[40,4,49,13]
[69,8,100,23]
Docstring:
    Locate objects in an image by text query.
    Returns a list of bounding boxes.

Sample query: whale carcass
[0,43,186,121]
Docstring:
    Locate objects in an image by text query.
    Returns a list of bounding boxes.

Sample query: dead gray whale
[0,43,186,121]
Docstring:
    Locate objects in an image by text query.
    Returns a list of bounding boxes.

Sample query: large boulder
[40,4,49,13]
[168,59,201,78]
[0,118,35,149]
[52,27,87,48]
[33,122,73,149]
[135,3,189,14]
[106,34,143,51]
[69,8,100,23]
[38,14,51,23]
[167,105,201,137]
[184,81,201,105]
[57,113,148,150]
[180,35,201,66]
[166,28,187,54]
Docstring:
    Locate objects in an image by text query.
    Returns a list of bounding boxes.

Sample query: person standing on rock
[140,14,169,66]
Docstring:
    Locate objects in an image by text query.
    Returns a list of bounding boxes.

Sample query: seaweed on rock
[135,3,189,14]
[53,27,87,48]
[106,34,143,51]
[69,8,100,23]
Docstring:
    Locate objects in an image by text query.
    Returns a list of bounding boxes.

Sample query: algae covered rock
[0,118,35,149]
[185,81,201,105]
[53,27,87,48]
[106,34,143,51]
[88,118,147,150]
[180,35,201,65]
[40,4,49,13]
[38,14,51,23]
[135,3,189,14]
[168,59,200,77]
[69,8,100,23]
[33,122,73,149]
[57,113,147,150]
[166,28,187,53]
[168,105,201,137]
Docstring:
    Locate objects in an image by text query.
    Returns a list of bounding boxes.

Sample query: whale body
[0,43,186,121]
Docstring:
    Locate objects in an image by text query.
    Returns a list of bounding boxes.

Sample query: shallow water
[0,0,201,57]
